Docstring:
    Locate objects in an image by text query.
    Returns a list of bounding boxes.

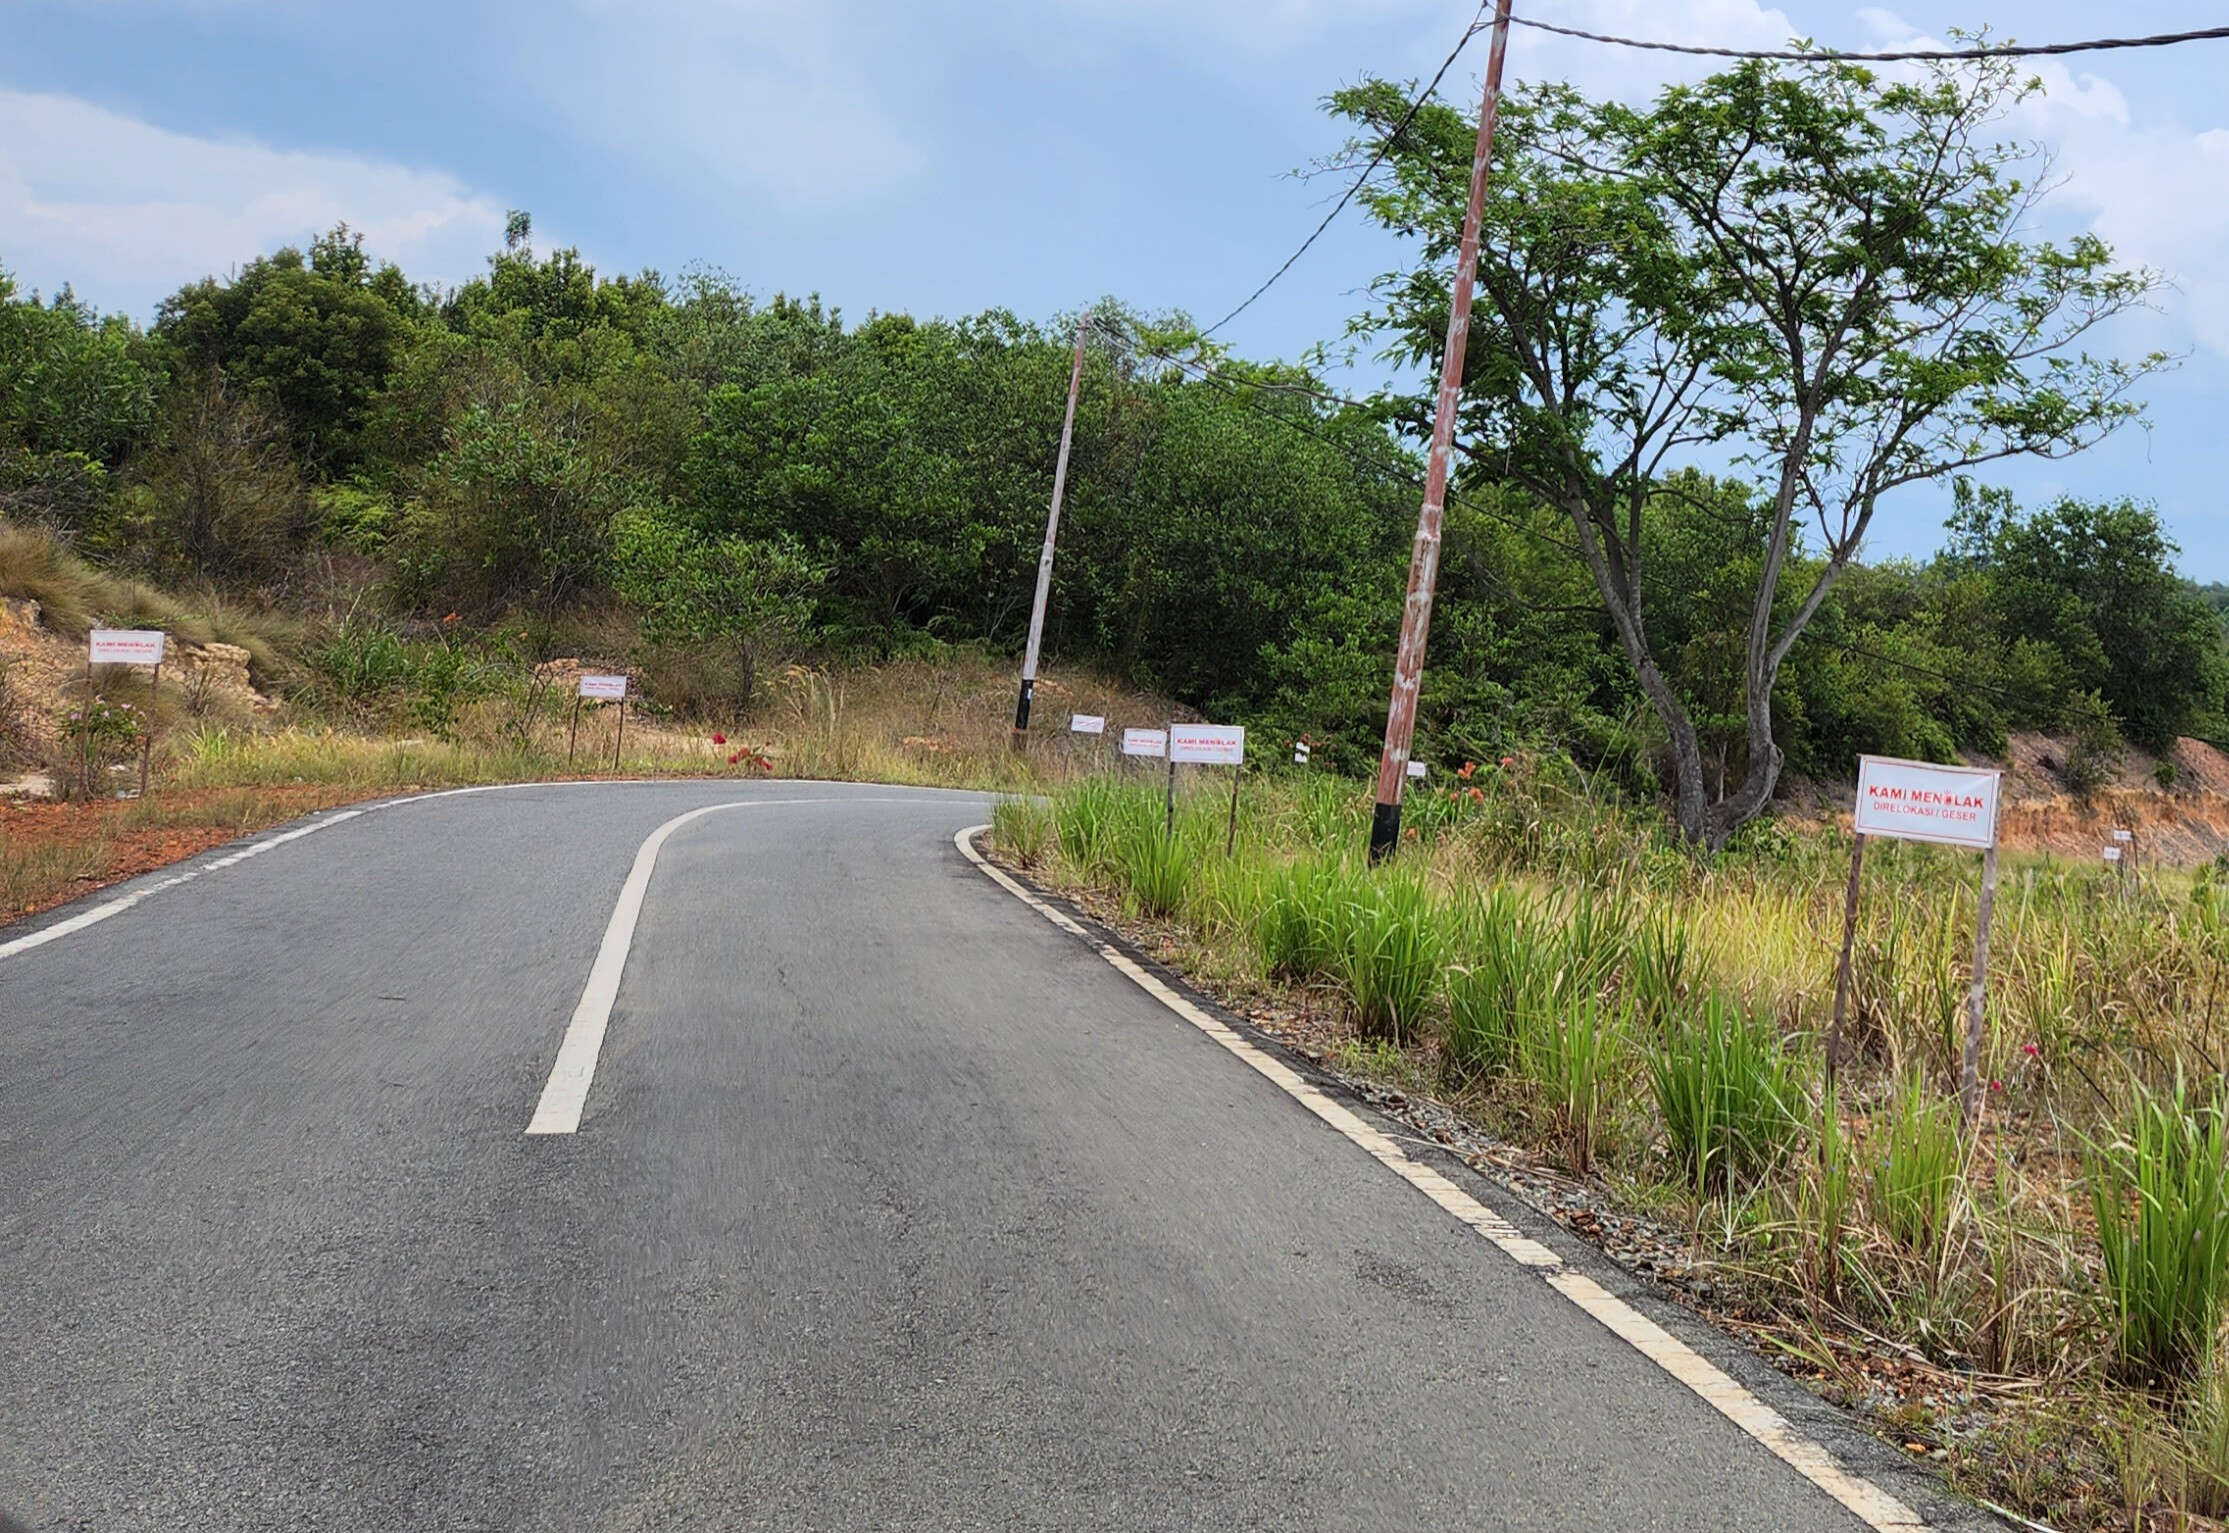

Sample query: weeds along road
[1,781,1973,1531]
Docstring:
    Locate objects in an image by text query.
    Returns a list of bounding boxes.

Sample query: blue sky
[3,1,2226,573]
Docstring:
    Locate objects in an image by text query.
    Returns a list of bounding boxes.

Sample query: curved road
[0,782,1982,1530]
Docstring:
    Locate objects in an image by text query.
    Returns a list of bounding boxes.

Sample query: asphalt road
[0,781,1971,1530]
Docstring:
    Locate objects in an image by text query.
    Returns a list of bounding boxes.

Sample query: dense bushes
[2,226,2222,772]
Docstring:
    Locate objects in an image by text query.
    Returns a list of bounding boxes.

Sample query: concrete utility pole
[1367,0,1514,864]
[1015,311,1091,737]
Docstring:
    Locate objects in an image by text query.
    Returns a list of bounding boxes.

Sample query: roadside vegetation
[7,42,2229,1527]
[995,767,2229,1532]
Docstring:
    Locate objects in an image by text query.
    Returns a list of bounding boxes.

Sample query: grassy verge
[993,762,2229,1533]
[3,648,1139,926]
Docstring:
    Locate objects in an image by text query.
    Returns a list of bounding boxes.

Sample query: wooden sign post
[1167,723,1246,847]
[1069,713,1107,773]
[577,674,628,771]
[1826,755,2004,1126]
[1121,727,1166,783]
[87,629,167,799]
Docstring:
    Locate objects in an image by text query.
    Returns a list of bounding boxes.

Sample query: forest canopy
[2,193,2219,802]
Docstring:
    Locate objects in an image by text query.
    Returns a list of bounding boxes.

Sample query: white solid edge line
[953,824,1931,1533]
[525,795,945,1136]
[0,779,980,965]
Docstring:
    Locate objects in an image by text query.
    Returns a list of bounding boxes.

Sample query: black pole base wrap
[1013,677,1034,734]
[1368,799,1402,865]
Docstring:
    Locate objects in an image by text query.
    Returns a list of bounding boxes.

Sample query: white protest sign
[1069,714,1106,735]
[1293,742,1312,765]
[2113,829,2133,843]
[1406,759,1428,779]
[579,674,628,700]
[89,629,165,665]
[1169,723,1245,766]
[2104,846,2123,864]
[1121,728,1167,759]
[1853,755,2001,850]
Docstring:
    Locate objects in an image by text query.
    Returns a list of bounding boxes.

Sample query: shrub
[1335,873,1445,1045]
[991,795,1052,866]
[2061,688,2124,799]
[1443,888,1552,1084]
[1870,1072,1963,1258]
[1254,858,1351,983]
[2090,1075,2229,1384]
[1650,991,1804,1195]
[1114,818,1199,920]
[1526,993,1627,1178]
[1054,777,1131,880]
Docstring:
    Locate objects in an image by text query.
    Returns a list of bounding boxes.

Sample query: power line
[1508,15,2229,63]
[1200,3,1491,339]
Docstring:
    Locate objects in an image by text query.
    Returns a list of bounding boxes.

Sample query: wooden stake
[1225,762,1241,857]
[568,696,582,768]
[139,658,160,798]
[1960,843,2001,1127]
[611,694,626,772]
[1825,832,1866,1088]
[1165,753,1177,839]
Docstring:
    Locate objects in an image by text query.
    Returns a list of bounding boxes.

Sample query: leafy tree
[155,226,424,475]
[608,509,823,712]
[1337,52,2167,846]
[1984,495,2225,749]
[118,372,306,579]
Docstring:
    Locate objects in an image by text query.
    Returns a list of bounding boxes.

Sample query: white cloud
[0,89,508,319]
[520,1,924,210]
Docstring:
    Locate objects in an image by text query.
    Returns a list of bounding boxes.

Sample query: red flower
[712,733,727,746]
[1457,761,1475,780]
[727,752,742,765]
[1989,1079,2004,1093]
[1468,786,1485,803]
[1499,755,1516,768]
[2021,1042,2040,1058]
[441,612,459,625]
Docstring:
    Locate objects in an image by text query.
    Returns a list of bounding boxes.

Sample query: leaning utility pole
[1014,311,1091,737]
[1367,0,1514,864]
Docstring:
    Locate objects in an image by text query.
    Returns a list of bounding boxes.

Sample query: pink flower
[1499,755,1516,768]
[1989,1080,2004,1093]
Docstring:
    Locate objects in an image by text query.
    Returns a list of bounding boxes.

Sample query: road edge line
[954,823,1931,1533]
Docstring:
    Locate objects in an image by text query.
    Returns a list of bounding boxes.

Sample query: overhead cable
[1200,2,1491,338]
[1507,15,2229,63]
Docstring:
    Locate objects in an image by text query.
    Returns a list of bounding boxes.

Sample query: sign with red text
[89,629,165,666]
[1168,723,1245,766]
[1121,728,1166,759]
[1853,755,2000,850]
[578,674,628,701]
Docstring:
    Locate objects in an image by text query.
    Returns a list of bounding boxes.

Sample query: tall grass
[1334,873,1444,1045]
[991,795,1053,866]
[1870,1072,1964,1259]
[1649,992,1805,1196]
[1254,859,1352,984]
[977,768,2229,1529]
[1443,888,1551,1084]
[2090,1075,2229,1384]
[1524,993,1626,1177]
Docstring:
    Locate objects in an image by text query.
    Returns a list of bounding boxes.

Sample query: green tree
[1337,52,2167,846]
[155,225,424,475]
[608,509,824,713]
[1985,496,2225,749]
